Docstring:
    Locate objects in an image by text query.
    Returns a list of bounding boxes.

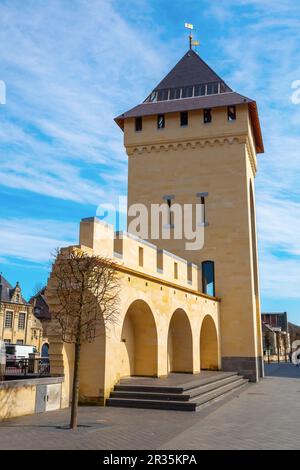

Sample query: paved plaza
[0,363,299,450]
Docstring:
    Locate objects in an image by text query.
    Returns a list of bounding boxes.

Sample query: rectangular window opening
[228,105,236,121]
[204,109,212,124]
[135,116,142,132]
[4,311,13,329]
[138,247,144,267]
[180,111,188,127]
[157,114,165,129]
[157,250,163,273]
[174,262,178,279]
[187,263,193,284]
[18,312,26,330]
[201,196,206,224]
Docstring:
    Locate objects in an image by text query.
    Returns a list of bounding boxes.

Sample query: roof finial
[184,23,200,51]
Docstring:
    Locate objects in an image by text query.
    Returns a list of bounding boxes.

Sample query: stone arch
[120,299,158,377]
[167,308,193,373]
[200,315,219,370]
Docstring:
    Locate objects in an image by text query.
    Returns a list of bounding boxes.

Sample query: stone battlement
[79,216,212,298]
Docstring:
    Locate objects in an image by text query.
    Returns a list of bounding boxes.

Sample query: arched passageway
[167,308,193,373]
[200,315,219,370]
[41,343,49,357]
[120,300,158,376]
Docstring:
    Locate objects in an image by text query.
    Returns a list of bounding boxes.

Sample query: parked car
[0,340,6,380]
[5,344,38,368]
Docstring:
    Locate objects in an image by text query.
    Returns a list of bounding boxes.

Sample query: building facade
[47,47,265,407]
[0,275,43,352]
[262,312,290,359]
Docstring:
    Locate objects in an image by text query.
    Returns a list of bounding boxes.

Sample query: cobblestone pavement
[0,363,299,450]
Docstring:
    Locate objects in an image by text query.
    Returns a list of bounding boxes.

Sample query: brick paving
[0,363,299,450]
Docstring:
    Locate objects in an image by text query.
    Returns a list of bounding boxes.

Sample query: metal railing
[4,357,50,379]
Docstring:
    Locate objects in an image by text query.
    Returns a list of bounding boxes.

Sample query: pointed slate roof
[115,49,264,154]
[154,49,231,90]
[0,275,28,304]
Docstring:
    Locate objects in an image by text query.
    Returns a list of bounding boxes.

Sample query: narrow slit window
[228,105,236,121]
[138,247,144,267]
[135,116,142,132]
[180,111,188,127]
[166,198,173,225]
[174,262,178,279]
[187,263,193,284]
[201,196,206,224]
[202,261,215,297]
[157,114,165,129]
[203,109,212,124]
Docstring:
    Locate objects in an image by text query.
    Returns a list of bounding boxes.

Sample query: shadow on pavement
[264,362,300,378]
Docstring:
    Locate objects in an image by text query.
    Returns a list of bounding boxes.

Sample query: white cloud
[204,0,300,300]
[0,218,77,263]
[0,0,169,204]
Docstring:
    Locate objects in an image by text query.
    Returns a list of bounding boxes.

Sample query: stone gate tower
[115,49,264,381]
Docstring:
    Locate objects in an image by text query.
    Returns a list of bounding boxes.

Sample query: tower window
[157,114,165,129]
[157,89,169,101]
[135,116,142,132]
[194,84,206,97]
[166,198,172,225]
[207,83,219,95]
[197,192,208,224]
[204,109,212,124]
[180,111,188,127]
[228,106,236,121]
[202,261,215,297]
[170,88,181,100]
[200,197,206,224]
[163,195,175,226]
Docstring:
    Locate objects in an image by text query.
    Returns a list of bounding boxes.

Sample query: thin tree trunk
[70,341,81,430]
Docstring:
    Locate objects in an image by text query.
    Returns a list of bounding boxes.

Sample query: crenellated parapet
[78,217,218,300]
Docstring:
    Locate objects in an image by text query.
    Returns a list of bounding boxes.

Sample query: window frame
[18,312,26,330]
[157,113,165,129]
[135,116,142,132]
[227,105,236,121]
[203,108,212,124]
[4,310,13,329]
[180,111,188,127]
[202,261,215,297]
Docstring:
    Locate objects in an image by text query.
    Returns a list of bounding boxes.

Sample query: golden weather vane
[184,23,200,50]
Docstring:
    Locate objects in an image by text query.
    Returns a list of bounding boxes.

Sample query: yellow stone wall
[0,382,36,420]
[125,103,263,380]
[47,219,221,405]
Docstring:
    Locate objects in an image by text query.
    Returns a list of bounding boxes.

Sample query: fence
[4,357,50,379]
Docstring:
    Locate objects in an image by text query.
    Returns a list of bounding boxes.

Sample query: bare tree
[32,282,45,296]
[51,247,120,430]
[275,331,282,364]
[282,333,289,363]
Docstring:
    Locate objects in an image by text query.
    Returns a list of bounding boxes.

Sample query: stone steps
[106,372,249,411]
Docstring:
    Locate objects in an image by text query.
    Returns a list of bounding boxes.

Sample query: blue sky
[0,0,299,324]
